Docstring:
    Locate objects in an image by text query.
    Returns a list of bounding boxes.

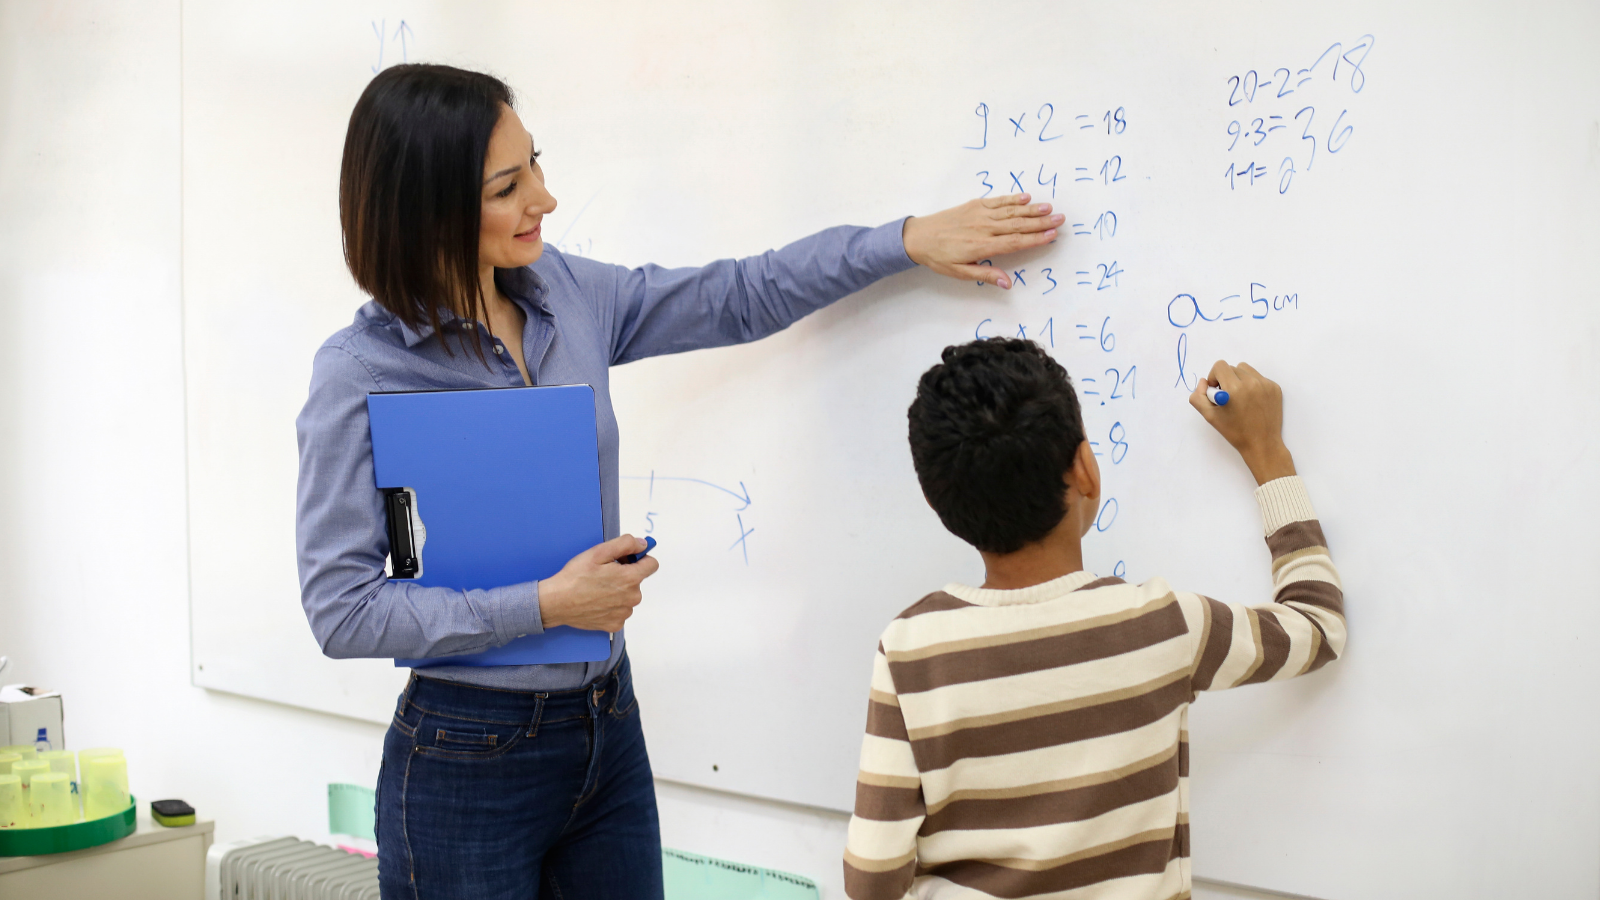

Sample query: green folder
[663,848,819,900]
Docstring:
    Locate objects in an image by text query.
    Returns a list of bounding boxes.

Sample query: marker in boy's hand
[1189,360,1298,486]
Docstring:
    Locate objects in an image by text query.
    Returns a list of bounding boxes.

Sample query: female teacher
[295,64,1060,899]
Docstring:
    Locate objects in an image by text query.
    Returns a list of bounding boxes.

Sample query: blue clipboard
[367,384,612,668]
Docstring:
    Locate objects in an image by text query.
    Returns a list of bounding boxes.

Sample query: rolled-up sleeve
[294,344,546,660]
[593,219,917,365]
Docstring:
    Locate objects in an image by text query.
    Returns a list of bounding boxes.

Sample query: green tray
[0,795,137,857]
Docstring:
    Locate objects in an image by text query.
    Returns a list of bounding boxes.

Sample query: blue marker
[1205,385,1230,406]
[619,536,656,564]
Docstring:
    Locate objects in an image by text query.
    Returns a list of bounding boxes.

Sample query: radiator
[206,835,377,900]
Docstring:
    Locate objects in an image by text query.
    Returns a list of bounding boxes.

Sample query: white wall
[0,3,1309,898]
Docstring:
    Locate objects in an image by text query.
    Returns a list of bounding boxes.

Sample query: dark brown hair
[339,64,513,352]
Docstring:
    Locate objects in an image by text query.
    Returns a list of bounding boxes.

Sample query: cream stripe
[1232,608,1266,687]
[1270,544,1330,575]
[1275,556,1343,590]
[924,738,1179,815]
[906,670,1188,742]
[887,595,1177,663]
[1277,615,1314,679]
[941,570,1103,607]
[858,733,919,779]
[1187,593,1212,680]
[1295,624,1324,676]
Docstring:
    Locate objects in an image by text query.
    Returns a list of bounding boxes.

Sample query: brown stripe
[888,599,1187,695]
[924,742,1179,814]
[920,749,1179,834]
[910,675,1189,771]
[844,857,917,900]
[1279,579,1344,616]
[890,595,1175,664]
[1239,607,1293,685]
[1266,520,1327,558]
[1304,620,1340,673]
[854,781,925,822]
[896,591,974,619]
[1173,821,1190,859]
[924,833,1175,897]
[910,671,1185,741]
[1075,576,1127,591]
[1191,597,1234,691]
[865,699,909,742]
[1178,739,1189,777]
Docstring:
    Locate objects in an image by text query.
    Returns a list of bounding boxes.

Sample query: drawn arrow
[622,473,751,511]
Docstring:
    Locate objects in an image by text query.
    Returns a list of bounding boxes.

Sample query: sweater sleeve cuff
[485,580,545,646]
[871,217,920,275]
[1254,476,1317,535]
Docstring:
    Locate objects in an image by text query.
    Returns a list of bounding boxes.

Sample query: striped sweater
[843,476,1344,900]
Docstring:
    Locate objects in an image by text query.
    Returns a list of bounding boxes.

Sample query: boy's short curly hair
[907,338,1085,554]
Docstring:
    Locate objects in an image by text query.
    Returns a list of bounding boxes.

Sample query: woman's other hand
[902,193,1064,288]
[538,534,659,632]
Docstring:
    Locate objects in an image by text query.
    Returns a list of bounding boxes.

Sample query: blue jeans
[377,654,663,899]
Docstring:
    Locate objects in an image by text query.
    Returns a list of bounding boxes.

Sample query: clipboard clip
[382,487,426,579]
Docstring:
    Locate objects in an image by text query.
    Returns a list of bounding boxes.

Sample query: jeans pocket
[412,712,530,760]
[609,669,639,719]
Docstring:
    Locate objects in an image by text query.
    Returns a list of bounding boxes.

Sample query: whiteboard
[183,2,1600,897]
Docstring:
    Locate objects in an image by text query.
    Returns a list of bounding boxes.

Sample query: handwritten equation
[1220,34,1374,194]
[949,34,1374,580]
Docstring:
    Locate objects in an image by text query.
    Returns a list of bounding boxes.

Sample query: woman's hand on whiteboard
[537,534,659,632]
[902,193,1063,288]
[1188,360,1298,486]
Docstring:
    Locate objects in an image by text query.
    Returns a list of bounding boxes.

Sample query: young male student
[843,338,1344,899]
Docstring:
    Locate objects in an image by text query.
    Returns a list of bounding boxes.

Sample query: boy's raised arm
[843,645,924,900]
[1184,362,1346,692]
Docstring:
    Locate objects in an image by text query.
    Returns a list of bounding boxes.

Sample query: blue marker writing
[1205,385,1230,406]
[619,536,656,564]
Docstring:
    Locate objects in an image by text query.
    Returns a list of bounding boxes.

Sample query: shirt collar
[390,266,551,348]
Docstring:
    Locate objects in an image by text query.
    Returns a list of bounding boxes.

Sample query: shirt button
[494,345,504,354]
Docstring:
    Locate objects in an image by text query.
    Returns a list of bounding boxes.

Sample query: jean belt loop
[526,694,545,738]
[397,672,418,716]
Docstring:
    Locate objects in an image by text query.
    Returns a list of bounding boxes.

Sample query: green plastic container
[0,795,136,856]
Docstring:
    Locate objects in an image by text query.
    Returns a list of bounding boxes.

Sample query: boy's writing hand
[1188,360,1297,485]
